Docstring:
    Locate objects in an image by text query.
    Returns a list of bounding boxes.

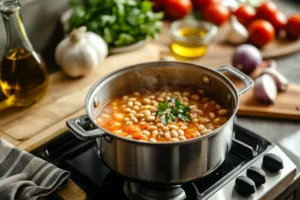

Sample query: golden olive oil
[172,27,209,58]
[0,48,48,107]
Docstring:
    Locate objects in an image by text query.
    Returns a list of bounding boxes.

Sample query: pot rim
[86,61,240,146]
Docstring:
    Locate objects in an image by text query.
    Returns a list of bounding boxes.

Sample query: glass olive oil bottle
[0,0,48,108]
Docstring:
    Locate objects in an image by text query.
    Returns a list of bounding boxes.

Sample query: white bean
[195,131,201,136]
[127,135,132,139]
[201,129,212,135]
[218,109,228,116]
[157,97,164,102]
[148,126,158,131]
[134,101,142,106]
[190,105,197,109]
[159,131,164,136]
[159,92,166,98]
[182,102,189,106]
[126,121,133,126]
[148,95,155,100]
[132,105,140,111]
[178,129,185,136]
[183,92,190,96]
[180,125,188,130]
[150,138,157,142]
[167,92,172,96]
[197,89,205,94]
[171,130,178,138]
[133,92,140,96]
[111,122,121,128]
[173,92,181,96]
[131,116,138,123]
[142,130,150,136]
[135,113,144,118]
[209,112,216,119]
[152,130,158,136]
[127,101,133,107]
[163,127,169,132]
[123,117,130,122]
[139,121,147,125]
[114,130,122,134]
[113,113,123,120]
[168,124,179,130]
[121,104,126,109]
[146,115,155,121]
[215,104,221,110]
[128,97,136,101]
[165,96,171,101]
[143,98,151,104]
[170,138,179,142]
[129,110,136,114]
[150,107,157,112]
[213,118,221,124]
[157,123,164,128]
[198,117,210,123]
[183,96,189,102]
[122,96,128,100]
[197,124,205,131]
[124,108,131,112]
[164,131,171,138]
[191,94,200,100]
[192,118,199,123]
[179,136,186,141]
[144,110,151,116]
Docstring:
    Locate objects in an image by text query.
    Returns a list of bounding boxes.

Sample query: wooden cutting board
[224,66,300,120]
[0,44,160,141]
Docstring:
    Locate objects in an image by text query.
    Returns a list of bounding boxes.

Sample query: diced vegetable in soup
[96,85,230,142]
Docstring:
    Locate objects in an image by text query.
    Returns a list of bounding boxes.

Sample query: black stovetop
[32,124,272,200]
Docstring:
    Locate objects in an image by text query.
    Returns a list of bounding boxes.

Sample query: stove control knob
[263,153,284,173]
[246,166,266,187]
[235,176,256,197]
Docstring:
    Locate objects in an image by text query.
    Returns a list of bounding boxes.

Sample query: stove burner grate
[124,181,186,200]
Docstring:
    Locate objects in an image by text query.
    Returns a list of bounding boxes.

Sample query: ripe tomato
[203,3,230,26]
[248,20,275,47]
[164,0,192,19]
[256,1,278,20]
[192,0,219,10]
[285,15,300,39]
[233,4,256,26]
[269,11,287,30]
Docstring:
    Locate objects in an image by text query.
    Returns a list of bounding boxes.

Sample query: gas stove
[32,124,297,200]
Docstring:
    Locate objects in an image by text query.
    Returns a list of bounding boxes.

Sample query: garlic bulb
[227,16,249,45]
[55,26,108,78]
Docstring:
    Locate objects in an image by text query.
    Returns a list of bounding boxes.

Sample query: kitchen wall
[0,0,69,71]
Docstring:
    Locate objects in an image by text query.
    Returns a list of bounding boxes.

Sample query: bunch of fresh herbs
[156,97,191,125]
[68,0,163,48]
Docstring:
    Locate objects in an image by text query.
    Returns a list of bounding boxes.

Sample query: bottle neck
[1,0,34,55]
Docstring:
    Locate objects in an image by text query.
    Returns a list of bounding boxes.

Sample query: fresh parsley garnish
[155,97,191,125]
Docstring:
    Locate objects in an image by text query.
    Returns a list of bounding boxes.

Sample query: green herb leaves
[156,97,191,125]
[68,0,163,48]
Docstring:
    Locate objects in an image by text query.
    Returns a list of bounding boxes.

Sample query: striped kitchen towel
[0,139,70,200]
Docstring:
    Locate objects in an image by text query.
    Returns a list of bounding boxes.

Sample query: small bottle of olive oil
[0,0,49,108]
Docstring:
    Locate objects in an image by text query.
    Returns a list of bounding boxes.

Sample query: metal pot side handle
[215,65,254,96]
[66,115,105,140]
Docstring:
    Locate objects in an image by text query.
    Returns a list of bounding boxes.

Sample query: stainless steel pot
[66,61,253,185]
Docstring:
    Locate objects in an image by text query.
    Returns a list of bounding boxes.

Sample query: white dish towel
[0,139,70,200]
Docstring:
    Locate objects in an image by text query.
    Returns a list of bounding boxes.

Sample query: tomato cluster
[151,0,300,47]
[234,2,300,47]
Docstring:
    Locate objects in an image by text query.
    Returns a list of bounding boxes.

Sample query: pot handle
[215,65,254,96]
[66,115,105,140]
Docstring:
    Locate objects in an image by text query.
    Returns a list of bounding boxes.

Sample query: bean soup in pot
[96,85,230,142]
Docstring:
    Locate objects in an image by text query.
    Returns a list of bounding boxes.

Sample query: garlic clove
[227,16,249,45]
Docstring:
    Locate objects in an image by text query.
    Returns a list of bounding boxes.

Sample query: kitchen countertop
[238,0,300,177]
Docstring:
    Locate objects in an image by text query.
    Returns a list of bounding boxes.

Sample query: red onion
[262,68,289,91]
[254,74,277,104]
[232,44,262,75]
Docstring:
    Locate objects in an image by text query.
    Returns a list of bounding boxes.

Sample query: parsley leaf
[155,97,192,125]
